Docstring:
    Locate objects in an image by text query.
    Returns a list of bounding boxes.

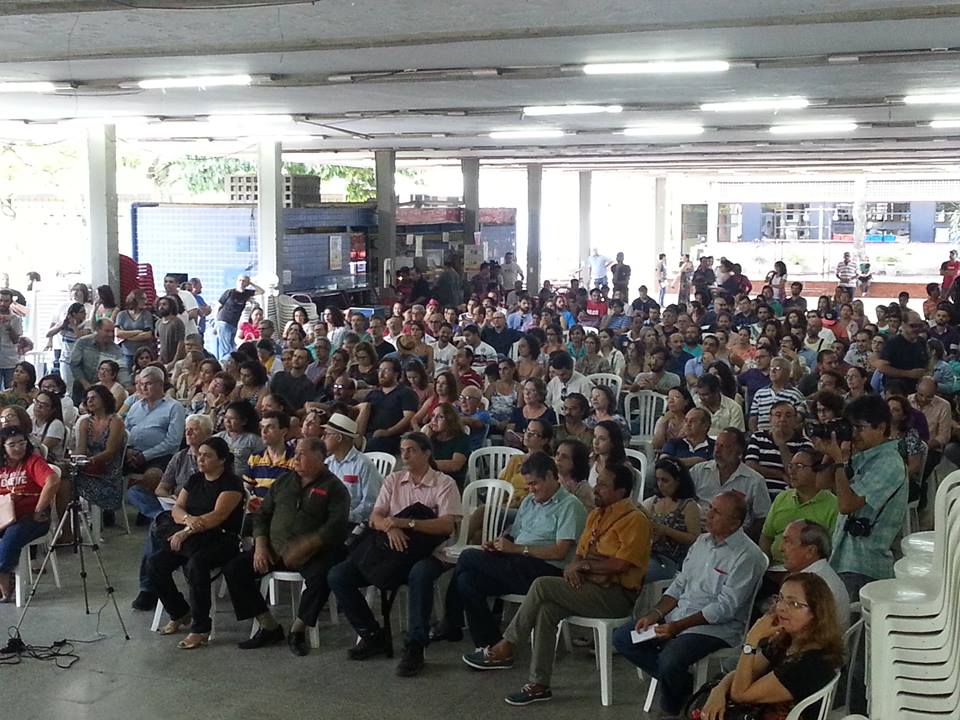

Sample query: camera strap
[860,481,906,531]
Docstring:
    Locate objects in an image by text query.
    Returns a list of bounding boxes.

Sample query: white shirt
[690,461,771,526]
[432,342,457,376]
[501,261,524,288]
[805,558,850,631]
[588,254,611,281]
[470,340,498,369]
[178,289,199,336]
[545,371,595,417]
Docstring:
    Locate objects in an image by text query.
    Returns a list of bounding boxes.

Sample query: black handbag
[349,502,447,590]
[682,679,763,720]
[151,510,235,556]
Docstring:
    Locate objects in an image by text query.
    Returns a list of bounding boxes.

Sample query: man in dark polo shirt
[660,408,715,469]
[872,310,929,395]
[356,357,419,454]
[215,274,262,360]
[222,436,350,656]
[269,347,316,410]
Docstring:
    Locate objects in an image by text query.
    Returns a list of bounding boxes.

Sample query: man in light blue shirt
[431,452,587,647]
[613,492,767,716]
[124,366,187,493]
[506,296,534,331]
[321,413,383,525]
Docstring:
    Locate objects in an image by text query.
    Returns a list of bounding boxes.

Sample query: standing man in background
[655,253,668,305]
[216,274,263,360]
[0,289,23,389]
[835,252,858,293]
[587,248,613,289]
[941,249,960,296]
[189,277,212,343]
[501,252,524,290]
[163,273,199,337]
[610,252,631,298]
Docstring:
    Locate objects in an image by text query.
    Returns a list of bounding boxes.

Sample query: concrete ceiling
[3,0,960,170]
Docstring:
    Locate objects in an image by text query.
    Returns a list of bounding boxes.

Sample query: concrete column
[578,171,591,282]
[526,163,542,292]
[461,158,480,241]
[852,175,867,263]
[653,176,668,289]
[257,141,284,295]
[85,125,119,295]
[375,150,397,287]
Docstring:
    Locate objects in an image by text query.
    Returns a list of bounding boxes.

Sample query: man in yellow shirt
[462,464,651,706]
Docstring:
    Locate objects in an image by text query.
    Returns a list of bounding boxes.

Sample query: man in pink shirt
[328,431,462,677]
[910,376,951,495]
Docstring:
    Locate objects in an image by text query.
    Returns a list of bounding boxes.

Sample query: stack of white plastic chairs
[858,469,960,720]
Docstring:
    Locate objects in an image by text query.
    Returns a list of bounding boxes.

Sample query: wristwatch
[407,519,417,530]
[522,545,530,555]
[742,643,756,655]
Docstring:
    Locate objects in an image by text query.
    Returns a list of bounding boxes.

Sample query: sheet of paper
[630,625,659,644]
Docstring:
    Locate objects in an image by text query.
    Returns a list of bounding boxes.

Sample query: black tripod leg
[72,504,130,639]
[13,505,73,632]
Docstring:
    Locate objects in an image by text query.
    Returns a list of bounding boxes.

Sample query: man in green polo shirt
[760,447,838,564]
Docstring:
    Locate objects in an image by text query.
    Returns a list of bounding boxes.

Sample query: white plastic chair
[623,390,666,455]
[249,570,334,648]
[625,448,648,503]
[562,613,633,706]
[641,554,769,712]
[786,669,841,720]
[15,473,62,608]
[363,451,397,478]
[466,446,522,484]
[444,479,514,562]
[587,372,622,398]
[902,442,927,537]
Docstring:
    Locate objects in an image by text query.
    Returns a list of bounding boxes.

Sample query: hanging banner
[329,234,343,270]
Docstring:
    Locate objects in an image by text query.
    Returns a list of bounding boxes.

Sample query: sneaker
[505,683,552,706]
[238,625,285,650]
[130,591,158,611]
[462,646,514,671]
[348,629,389,660]
[429,620,464,643]
[288,631,309,657]
[396,642,425,677]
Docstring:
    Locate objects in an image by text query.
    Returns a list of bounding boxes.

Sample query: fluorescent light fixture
[523,104,622,116]
[929,119,960,129]
[489,129,565,140]
[701,96,809,112]
[583,60,729,75]
[208,114,293,125]
[61,116,148,127]
[769,121,857,134]
[137,74,252,90]
[0,81,61,93]
[622,124,704,136]
[904,92,960,105]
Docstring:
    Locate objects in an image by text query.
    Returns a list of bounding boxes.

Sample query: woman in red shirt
[0,426,60,601]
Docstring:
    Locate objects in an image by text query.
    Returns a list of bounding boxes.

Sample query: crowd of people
[3,246,956,716]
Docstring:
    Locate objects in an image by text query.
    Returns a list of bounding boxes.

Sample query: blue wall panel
[911,202,937,243]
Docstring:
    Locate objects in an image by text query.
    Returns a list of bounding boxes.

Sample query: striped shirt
[244,442,297,496]
[749,386,807,431]
[744,431,813,500]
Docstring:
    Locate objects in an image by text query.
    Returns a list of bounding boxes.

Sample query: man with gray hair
[129,412,212,612]
[124,366,187,486]
[480,310,523,357]
[780,519,849,630]
[69,317,128,398]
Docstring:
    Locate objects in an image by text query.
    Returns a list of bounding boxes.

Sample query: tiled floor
[2,522,664,720]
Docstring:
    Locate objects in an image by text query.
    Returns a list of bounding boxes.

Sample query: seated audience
[269,347,316,410]
[554,438,594,509]
[776,520,849,630]
[356,357,419,455]
[243,410,296,498]
[695,374,745,437]
[214,400,265,479]
[544,352,594,418]
[223,436,351,656]
[554,392,593,447]
[422,402,470,489]
[457,385,493,451]
[745,401,812,500]
[660,407,715,469]
[613,492,767,718]
[321,413,382,525]
[463,464,651,706]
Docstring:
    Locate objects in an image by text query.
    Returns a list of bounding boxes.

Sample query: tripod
[9,457,130,650]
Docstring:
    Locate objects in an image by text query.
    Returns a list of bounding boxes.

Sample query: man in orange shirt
[463,464,651,706]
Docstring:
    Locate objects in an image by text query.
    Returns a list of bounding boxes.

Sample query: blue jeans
[128,485,165,593]
[0,367,14,391]
[0,517,50,573]
[612,622,729,714]
[446,548,561,647]
[328,555,446,647]
[644,554,679,584]
[215,320,237,360]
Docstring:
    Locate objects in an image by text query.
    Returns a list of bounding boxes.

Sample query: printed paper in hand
[630,625,659,644]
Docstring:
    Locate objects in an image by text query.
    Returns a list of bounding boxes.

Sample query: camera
[843,515,874,538]
[805,418,853,443]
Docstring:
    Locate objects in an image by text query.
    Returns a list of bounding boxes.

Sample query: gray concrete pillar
[462,158,480,241]
[578,171,591,283]
[375,150,397,287]
[853,175,867,264]
[527,164,543,293]
[257,141,284,295]
[85,125,119,295]
[653,176,668,289]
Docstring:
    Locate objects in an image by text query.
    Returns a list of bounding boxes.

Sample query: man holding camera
[811,395,907,600]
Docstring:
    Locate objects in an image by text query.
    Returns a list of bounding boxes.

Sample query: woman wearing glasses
[699,572,843,720]
[505,379,556,449]
[0,426,60,601]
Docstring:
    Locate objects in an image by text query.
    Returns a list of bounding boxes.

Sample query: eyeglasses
[773,594,810,610]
